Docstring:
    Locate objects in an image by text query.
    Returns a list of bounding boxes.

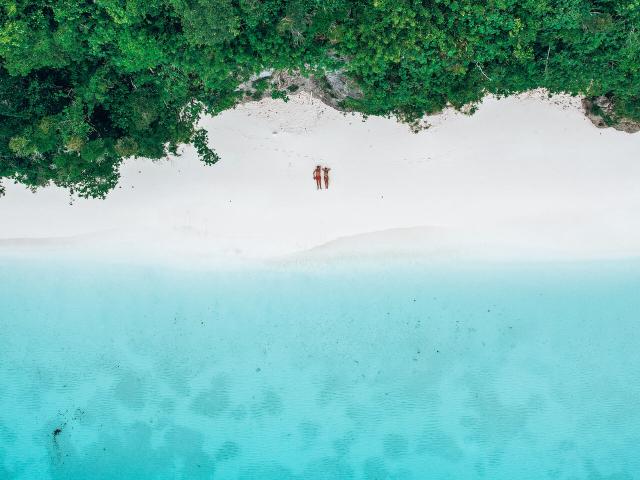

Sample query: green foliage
[192,128,219,165]
[336,0,640,120]
[271,89,290,102]
[1,0,639,197]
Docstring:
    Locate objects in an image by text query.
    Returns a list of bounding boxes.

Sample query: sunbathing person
[323,167,331,190]
[313,165,322,190]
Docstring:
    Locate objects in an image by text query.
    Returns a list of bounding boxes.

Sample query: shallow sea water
[1,259,639,479]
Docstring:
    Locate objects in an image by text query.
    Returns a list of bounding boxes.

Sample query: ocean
[1,258,639,479]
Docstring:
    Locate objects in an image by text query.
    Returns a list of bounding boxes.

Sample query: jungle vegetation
[1,0,639,197]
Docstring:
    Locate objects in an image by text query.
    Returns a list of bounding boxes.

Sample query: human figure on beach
[323,167,331,190]
[313,165,322,190]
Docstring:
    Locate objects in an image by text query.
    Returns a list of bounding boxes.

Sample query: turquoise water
[1,259,639,479]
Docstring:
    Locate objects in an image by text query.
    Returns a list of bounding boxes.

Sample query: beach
[2,93,640,479]
[4,0,640,475]
[1,91,639,265]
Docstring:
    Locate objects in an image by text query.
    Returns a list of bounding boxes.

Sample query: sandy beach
[3,94,640,480]
[1,91,639,265]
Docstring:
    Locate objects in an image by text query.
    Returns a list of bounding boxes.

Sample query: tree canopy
[1,0,639,197]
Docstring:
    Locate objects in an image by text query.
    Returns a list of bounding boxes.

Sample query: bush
[1,0,638,197]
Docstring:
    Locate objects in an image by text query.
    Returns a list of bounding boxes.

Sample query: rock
[583,96,640,133]
[237,68,363,112]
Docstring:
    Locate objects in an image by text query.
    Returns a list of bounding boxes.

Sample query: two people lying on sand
[313,165,331,190]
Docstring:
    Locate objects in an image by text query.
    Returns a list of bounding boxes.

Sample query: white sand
[1,90,640,266]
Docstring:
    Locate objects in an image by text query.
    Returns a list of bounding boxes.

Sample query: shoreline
[1,90,639,266]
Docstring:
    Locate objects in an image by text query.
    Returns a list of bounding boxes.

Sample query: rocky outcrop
[241,75,640,136]
[238,69,363,111]
[583,96,640,133]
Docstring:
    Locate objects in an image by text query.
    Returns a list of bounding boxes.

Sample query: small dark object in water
[53,428,62,437]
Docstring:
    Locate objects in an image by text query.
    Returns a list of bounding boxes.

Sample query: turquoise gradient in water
[1,259,639,479]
